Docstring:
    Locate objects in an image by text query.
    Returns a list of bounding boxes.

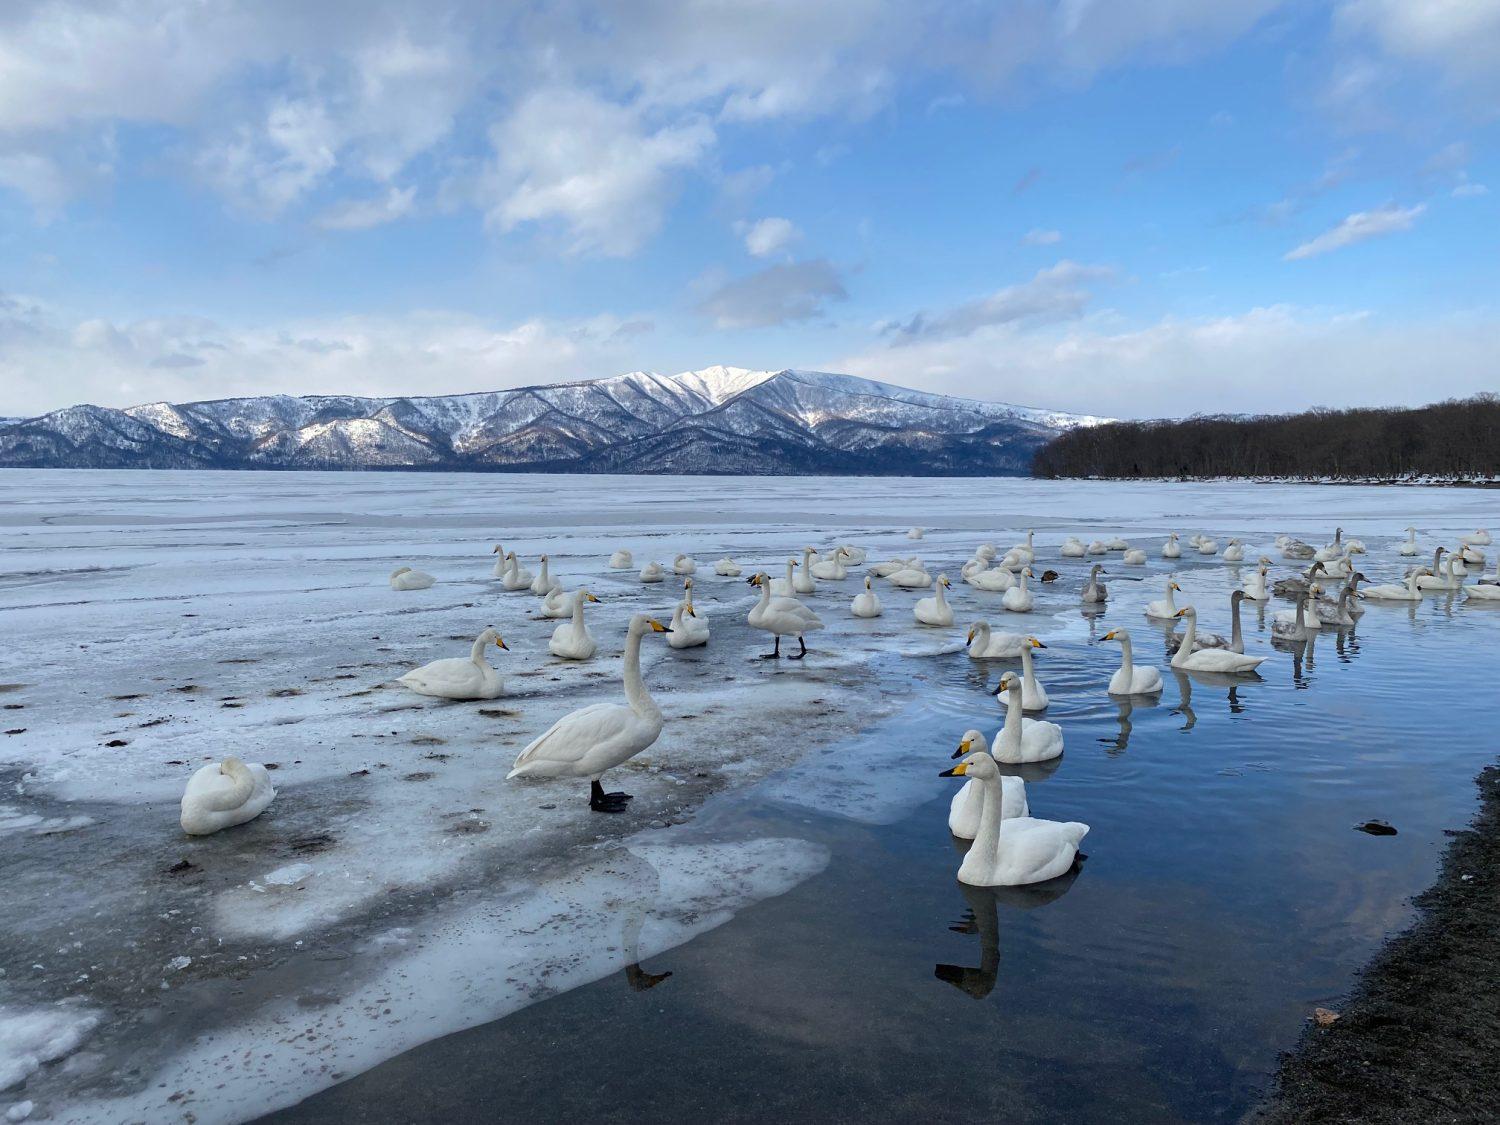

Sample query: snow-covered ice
[1,469,1494,1119]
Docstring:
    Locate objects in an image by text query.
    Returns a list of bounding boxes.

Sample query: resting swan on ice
[181,758,277,836]
[667,579,711,648]
[672,553,697,576]
[549,592,600,660]
[914,575,954,627]
[714,557,743,577]
[390,566,435,590]
[947,730,1028,839]
[400,627,508,699]
[940,752,1087,887]
[639,560,666,583]
[851,575,883,617]
[509,615,672,812]
[609,548,634,569]
[501,553,532,591]
[530,554,561,596]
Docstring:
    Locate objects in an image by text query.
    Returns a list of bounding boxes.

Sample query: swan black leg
[760,635,781,660]
[589,779,633,813]
[788,635,808,660]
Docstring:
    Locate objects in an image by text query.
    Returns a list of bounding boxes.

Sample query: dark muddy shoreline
[1255,763,1500,1124]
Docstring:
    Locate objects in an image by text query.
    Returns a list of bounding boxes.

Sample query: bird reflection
[1098,693,1160,754]
[616,846,673,993]
[934,857,1081,1000]
[1171,669,1196,730]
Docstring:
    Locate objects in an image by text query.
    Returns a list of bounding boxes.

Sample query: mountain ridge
[0,366,1105,475]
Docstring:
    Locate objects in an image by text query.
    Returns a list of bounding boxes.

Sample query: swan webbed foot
[625,963,673,991]
[760,636,782,659]
[786,636,808,660]
[589,780,634,813]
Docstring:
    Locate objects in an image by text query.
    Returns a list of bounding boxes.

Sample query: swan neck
[204,760,254,812]
[1001,685,1022,746]
[623,626,656,719]
[572,595,587,629]
[1230,598,1243,652]
[973,770,1006,860]
[470,635,490,664]
[1119,634,1134,675]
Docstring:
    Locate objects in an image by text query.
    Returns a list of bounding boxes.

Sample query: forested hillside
[1032,395,1500,481]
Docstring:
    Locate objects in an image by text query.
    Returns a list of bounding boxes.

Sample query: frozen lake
[1,470,1497,1122]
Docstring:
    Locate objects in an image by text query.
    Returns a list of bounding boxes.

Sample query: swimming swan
[1100,629,1162,695]
[1001,568,1035,613]
[1017,637,1049,710]
[549,592,601,660]
[509,615,671,812]
[991,671,1064,763]
[747,573,825,659]
[667,579,710,648]
[940,753,1087,887]
[966,621,1029,659]
[390,566,435,591]
[180,758,277,836]
[1081,564,1108,604]
[1170,608,1264,673]
[1461,529,1493,547]
[400,627,508,699]
[1362,571,1423,601]
[851,576,884,618]
[1240,561,1270,601]
[1145,578,1181,620]
[947,730,1028,839]
[914,574,955,627]
[1272,595,1320,640]
[1398,527,1419,557]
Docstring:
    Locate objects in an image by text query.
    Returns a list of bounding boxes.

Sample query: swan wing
[510,703,632,773]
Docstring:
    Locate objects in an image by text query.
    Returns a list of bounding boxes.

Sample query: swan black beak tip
[939,765,960,776]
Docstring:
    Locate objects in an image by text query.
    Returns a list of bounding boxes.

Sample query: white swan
[1144,578,1181,620]
[1001,567,1034,613]
[851,575,883,618]
[966,621,1029,659]
[609,548,634,569]
[509,614,671,811]
[639,560,666,583]
[794,547,818,594]
[490,543,508,578]
[539,583,572,619]
[667,579,710,649]
[1162,533,1181,559]
[1060,536,1086,558]
[389,566,435,591]
[908,527,925,540]
[501,552,532,591]
[747,573,825,659]
[1167,589,1242,653]
[1198,537,1219,555]
[1222,539,1245,562]
[1087,540,1108,555]
[868,556,913,578]
[1363,571,1423,601]
[947,730,1028,839]
[1272,594,1321,639]
[889,559,934,589]
[1463,581,1500,601]
[838,545,868,566]
[1081,563,1108,604]
[672,553,697,576]
[991,671,1064,763]
[713,556,742,577]
[1123,548,1147,566]
[1170,608,1264,673]
[1008,530,1036,565]
[400,627,508,699]
[914,574,955,627]
[1105,537,1130,551]
[941,752,1087,887]
[1280,537,1316,561]
[1240,561,1270,601]
[549,592,600,660]
[1100,629,1162,695]
[1017,637,1049,710]
[1416,553,1464,591]
[1398,527,1419,556]
[966,560,1016,591]
[530,554,561,596]
[811,547,850,580]
[180,758,277,836]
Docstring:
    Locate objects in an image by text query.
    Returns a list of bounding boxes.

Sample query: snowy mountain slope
[0,366,1104,475]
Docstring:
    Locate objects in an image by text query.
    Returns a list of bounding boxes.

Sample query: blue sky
[0,0,1496,419]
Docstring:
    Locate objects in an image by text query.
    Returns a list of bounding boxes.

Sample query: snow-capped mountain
[0,366,1105,475]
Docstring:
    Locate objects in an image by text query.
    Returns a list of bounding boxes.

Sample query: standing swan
[549,592,601,660]
[947,730,1028,839]
[939,754,1088,887]
[851,576,883,618]
[914,575,955,626]
[509,615,672,812]
[390,566,435,590]
[667,579,711,648]
[1170,608,1264,673]
[180,758,277,836]
[747,573,824,659]
[1100,629,1162,695]
[400,628,508,699]
[1001,568,1035,613]
[990,671,1064,763]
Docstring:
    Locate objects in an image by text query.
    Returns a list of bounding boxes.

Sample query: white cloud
[884,261,1115,341]
[1453,180,1489,198]
[838,304,1500,418]
[315,186,417,231]
[1021,228,1062,245]
[1283,203,1425,260]
[741,217,799,257]
[484,88,714,257]
[697,260,847,329]
[0,295,654,416]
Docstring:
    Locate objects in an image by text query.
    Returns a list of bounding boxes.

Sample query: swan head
[578,590,600,604]
[997,670,1022,696]
[1027,636,1046,649]
[1231,590,1245,604]
[1101,628,1123,643]
[938,574,950,587]
[864,576,873,590]
[491,544,502,554]
[683,577,693,590]
[952,729,989,759]
[747,573,766,587]
[1174,607,1196,619]
[941,752,997,780]
[1022,567,1033,578]
[1169,581,1181,592]
[629,614,673,636]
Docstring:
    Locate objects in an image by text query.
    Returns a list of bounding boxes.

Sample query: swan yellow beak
[586,593,600,603]
[648,619,670,632]
[966,627,976,644]
[495,636,508,650]
[1029,637,1045,648]
[685,607,695,617]
[1174,608,1188,618]
[940,761,969,777]
[1102,630,1117,641]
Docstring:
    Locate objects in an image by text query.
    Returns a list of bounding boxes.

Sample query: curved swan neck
[623,625,657,719]
[470,634,491,663]
[1180,611,1197,649]
[204,760,254,812]
[757,580,772,610]
[935,580,948,607]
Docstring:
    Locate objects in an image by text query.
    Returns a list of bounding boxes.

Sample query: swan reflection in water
[1171,668,1258,730]
[934,852,1081,1000]
[611,846,673,993]
[1098,692,1162,755]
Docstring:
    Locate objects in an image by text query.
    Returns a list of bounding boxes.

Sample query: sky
[0,0,1497,421]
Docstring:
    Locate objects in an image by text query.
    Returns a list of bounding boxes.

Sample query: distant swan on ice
[181,758,277,836]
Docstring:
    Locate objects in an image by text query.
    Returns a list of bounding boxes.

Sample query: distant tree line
[1032,395,1500,481]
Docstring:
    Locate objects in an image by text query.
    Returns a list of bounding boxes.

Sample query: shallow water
[1,471,1495,1122]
